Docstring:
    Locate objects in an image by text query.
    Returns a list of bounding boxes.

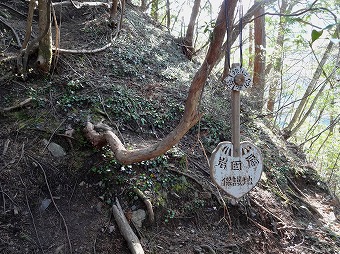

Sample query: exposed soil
[0,1,339,253]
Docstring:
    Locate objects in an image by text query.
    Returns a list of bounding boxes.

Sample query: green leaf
[311,29,323,43]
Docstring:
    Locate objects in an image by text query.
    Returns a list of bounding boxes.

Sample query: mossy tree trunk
[36,0,52,73]
[151,0,159,21]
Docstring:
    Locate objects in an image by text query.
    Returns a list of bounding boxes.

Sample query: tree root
[250,198,284,223]
[133,188,154,224]
[112,198,145,254]
[201,244,216,254]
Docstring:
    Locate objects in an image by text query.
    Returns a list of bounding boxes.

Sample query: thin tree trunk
[303,105,326,141]
[110,0,118,26]
[251,4,266,111]
[289,82,327,137]
[166,0,170,29]
[182,0,201,60]
[267,0,290,116]
[248,22,253,69]
[36,0,52,73]
[283,40,334,138]
[218,0,276,79]
[151,0,158,21]
[141,0,148,11]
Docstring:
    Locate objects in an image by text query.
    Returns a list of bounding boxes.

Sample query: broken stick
[112,198,145,254]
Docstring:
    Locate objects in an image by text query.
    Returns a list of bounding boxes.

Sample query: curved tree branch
[84,0,234,164]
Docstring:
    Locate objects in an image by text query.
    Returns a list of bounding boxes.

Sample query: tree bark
[283,40,335,138]
[182,0,201,60]
[112,198,145,254]
[219,0,276,80]
[248,22,253,69]
[140,0,148,11]
[151,0,158,21]
[289,45,340,138]
[36,0,52,73]
[110,0,118,25]
[266,0,290,116]
[85,0,237,165]
[250,3,266,111]
[166,0,170,29]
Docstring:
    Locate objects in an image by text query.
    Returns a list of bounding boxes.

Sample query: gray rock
[131,209,146,228]
[43,139,66,157]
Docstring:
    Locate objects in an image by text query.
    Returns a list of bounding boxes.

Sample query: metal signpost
[210,63,263,200]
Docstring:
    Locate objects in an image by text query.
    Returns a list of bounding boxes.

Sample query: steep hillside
[0,1,339,253]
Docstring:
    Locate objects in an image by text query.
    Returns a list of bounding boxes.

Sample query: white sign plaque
[210,141,263,199]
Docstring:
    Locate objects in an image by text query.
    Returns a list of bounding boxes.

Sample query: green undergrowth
[90,146,207,222]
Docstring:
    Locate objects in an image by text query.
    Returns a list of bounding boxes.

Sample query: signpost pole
[231,90,240,158]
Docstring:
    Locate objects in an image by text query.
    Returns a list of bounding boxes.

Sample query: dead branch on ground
[112,198,145,254]
[52,1,110,9]
[133,188,154,224]
[0,97,33,115]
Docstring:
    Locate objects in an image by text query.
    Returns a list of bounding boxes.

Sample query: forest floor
[0,1,339,253]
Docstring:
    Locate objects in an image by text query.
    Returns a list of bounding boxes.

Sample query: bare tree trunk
[218,0,276,80]
[140,0,148,11]
[248,22,253,69]
[288,45,340,138]
[266,0,290,116]
[166,0,170,29]
[110,0,118,24]
[182,0,201,60]
[283,40,335,138]
[250,3,266,111]
[85,0,238,165]
[289,82,327,137]
[36,0,52,73]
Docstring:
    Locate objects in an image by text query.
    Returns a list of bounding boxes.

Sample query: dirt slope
[0,1,339,253]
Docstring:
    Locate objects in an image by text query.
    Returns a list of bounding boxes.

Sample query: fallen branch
[287,190,322,217]
[52,1,110,9]
[133,188,154,224]
[167,167,225,208]
[52,41,114,54]
[2,139,10,156]
[112,198,145,254]
[0,97,33,115]
[248,217,275,234]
